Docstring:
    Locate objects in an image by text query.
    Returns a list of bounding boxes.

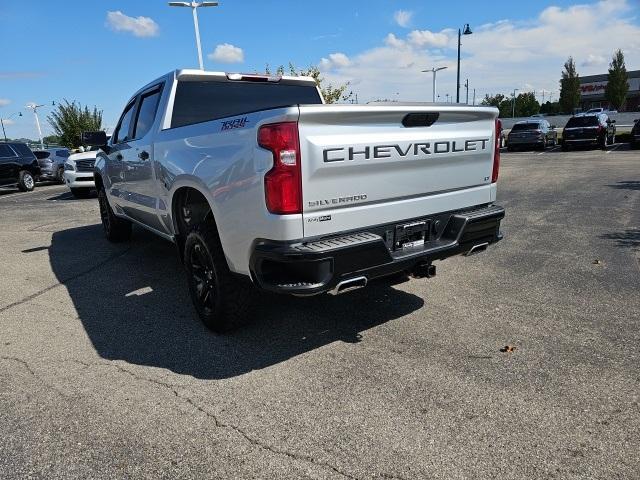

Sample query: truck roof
[129,69,319,102]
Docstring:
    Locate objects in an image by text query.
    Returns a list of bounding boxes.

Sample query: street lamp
[422,66,447,103]
[0,111,22,142]
[456,23,472,103]
[168,1,219,70]
[25,102,53,149]
[512,89,519,118]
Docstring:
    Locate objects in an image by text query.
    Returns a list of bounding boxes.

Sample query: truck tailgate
[297,105,498,236]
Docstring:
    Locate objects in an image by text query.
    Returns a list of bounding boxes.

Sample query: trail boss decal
[323,139,490,163]
[221,117,249,131]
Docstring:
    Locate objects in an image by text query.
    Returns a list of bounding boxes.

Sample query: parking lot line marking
[606,144,621,154]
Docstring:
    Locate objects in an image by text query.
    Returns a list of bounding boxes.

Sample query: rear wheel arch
[171,186,224,262]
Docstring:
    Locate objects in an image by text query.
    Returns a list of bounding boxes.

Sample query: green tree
[481,94,515,118]
[47,100,102,148]
[515,92,540,117]
[604,49,629,110]
[42,134,61,146]
[266,63,352,103]
[559,57,581,114]
[539,101,561,115]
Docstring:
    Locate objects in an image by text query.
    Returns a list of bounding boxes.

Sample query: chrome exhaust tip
[328,276,368,295]
[465,242,489,256]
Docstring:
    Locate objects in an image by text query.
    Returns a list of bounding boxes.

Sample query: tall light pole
[1,111,22,142]
[512,89,519,118]
[25,103,48,149]
[456,24,472,103]
[168,1,219,70]
[422,66,447,102]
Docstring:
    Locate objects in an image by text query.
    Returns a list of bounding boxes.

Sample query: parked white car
[63,138,110,198]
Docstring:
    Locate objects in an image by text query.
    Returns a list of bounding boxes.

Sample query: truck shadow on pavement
[600,228,640,250]
[49,224,424,379]
[607,181,640,191]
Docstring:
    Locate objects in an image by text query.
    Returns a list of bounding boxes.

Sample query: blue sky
[1,0,638,139]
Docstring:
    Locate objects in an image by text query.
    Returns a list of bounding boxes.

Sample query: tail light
[258,122,302,214]
[492,118,501,183]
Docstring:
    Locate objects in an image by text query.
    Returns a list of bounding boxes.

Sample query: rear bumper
[250,204,504,296]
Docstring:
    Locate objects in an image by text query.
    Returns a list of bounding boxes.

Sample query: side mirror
[81,131,107,147]
[610,119,616,124]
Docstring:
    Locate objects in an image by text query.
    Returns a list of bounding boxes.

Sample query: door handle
[138,151,149,161]
[116,153,123,161]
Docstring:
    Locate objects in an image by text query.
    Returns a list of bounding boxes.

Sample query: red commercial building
[579,70,640,112]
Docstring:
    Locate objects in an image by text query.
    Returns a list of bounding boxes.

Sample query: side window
[0,144,17,158]
[114,102,136,144]
[133,87,162,139]
[11,143,34,158]
[57,150,70,158]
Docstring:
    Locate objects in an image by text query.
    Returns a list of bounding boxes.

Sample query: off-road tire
[184,222,250,333]
[17,170,35,192]
[98,188,132,242]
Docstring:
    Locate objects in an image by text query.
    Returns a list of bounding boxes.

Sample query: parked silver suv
[33,148,70,183]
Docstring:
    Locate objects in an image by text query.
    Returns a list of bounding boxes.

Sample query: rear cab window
[170,79,323,129]
[566,116,599,128]
[34,151,51,159]
[511,123,541,131]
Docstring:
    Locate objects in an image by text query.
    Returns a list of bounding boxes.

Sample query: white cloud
[106,11,159,37]
[2,119,15,126]
[581,54,607,67]
[384,33,405,48]
[317,0,640,104]
[393,10,413,28]
[208,43,244,63]
[0,98,10,107]
[320,52,352,69]
[407,29,450,48]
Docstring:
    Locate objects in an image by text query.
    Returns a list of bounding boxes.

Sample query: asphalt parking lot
[1,144,639,479]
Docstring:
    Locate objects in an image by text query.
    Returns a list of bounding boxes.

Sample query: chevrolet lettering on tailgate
[323,139,490,162]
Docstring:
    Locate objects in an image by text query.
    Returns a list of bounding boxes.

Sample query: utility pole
[456,24,472,103]
[512,89,519,118]
[473,88,476,106]
[169,1,219,70]
[465,78,469,104]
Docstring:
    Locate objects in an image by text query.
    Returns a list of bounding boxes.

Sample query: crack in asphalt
[0,246,135,315]
[0,356,74,399]
[2,355,361,480]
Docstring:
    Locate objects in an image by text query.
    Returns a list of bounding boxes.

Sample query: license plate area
[392,219,430,251]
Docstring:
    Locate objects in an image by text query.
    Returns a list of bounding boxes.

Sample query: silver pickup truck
[87,69,504,332]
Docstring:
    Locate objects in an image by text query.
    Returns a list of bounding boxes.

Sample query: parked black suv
[562,113,616,151]
[0,142,41,191]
